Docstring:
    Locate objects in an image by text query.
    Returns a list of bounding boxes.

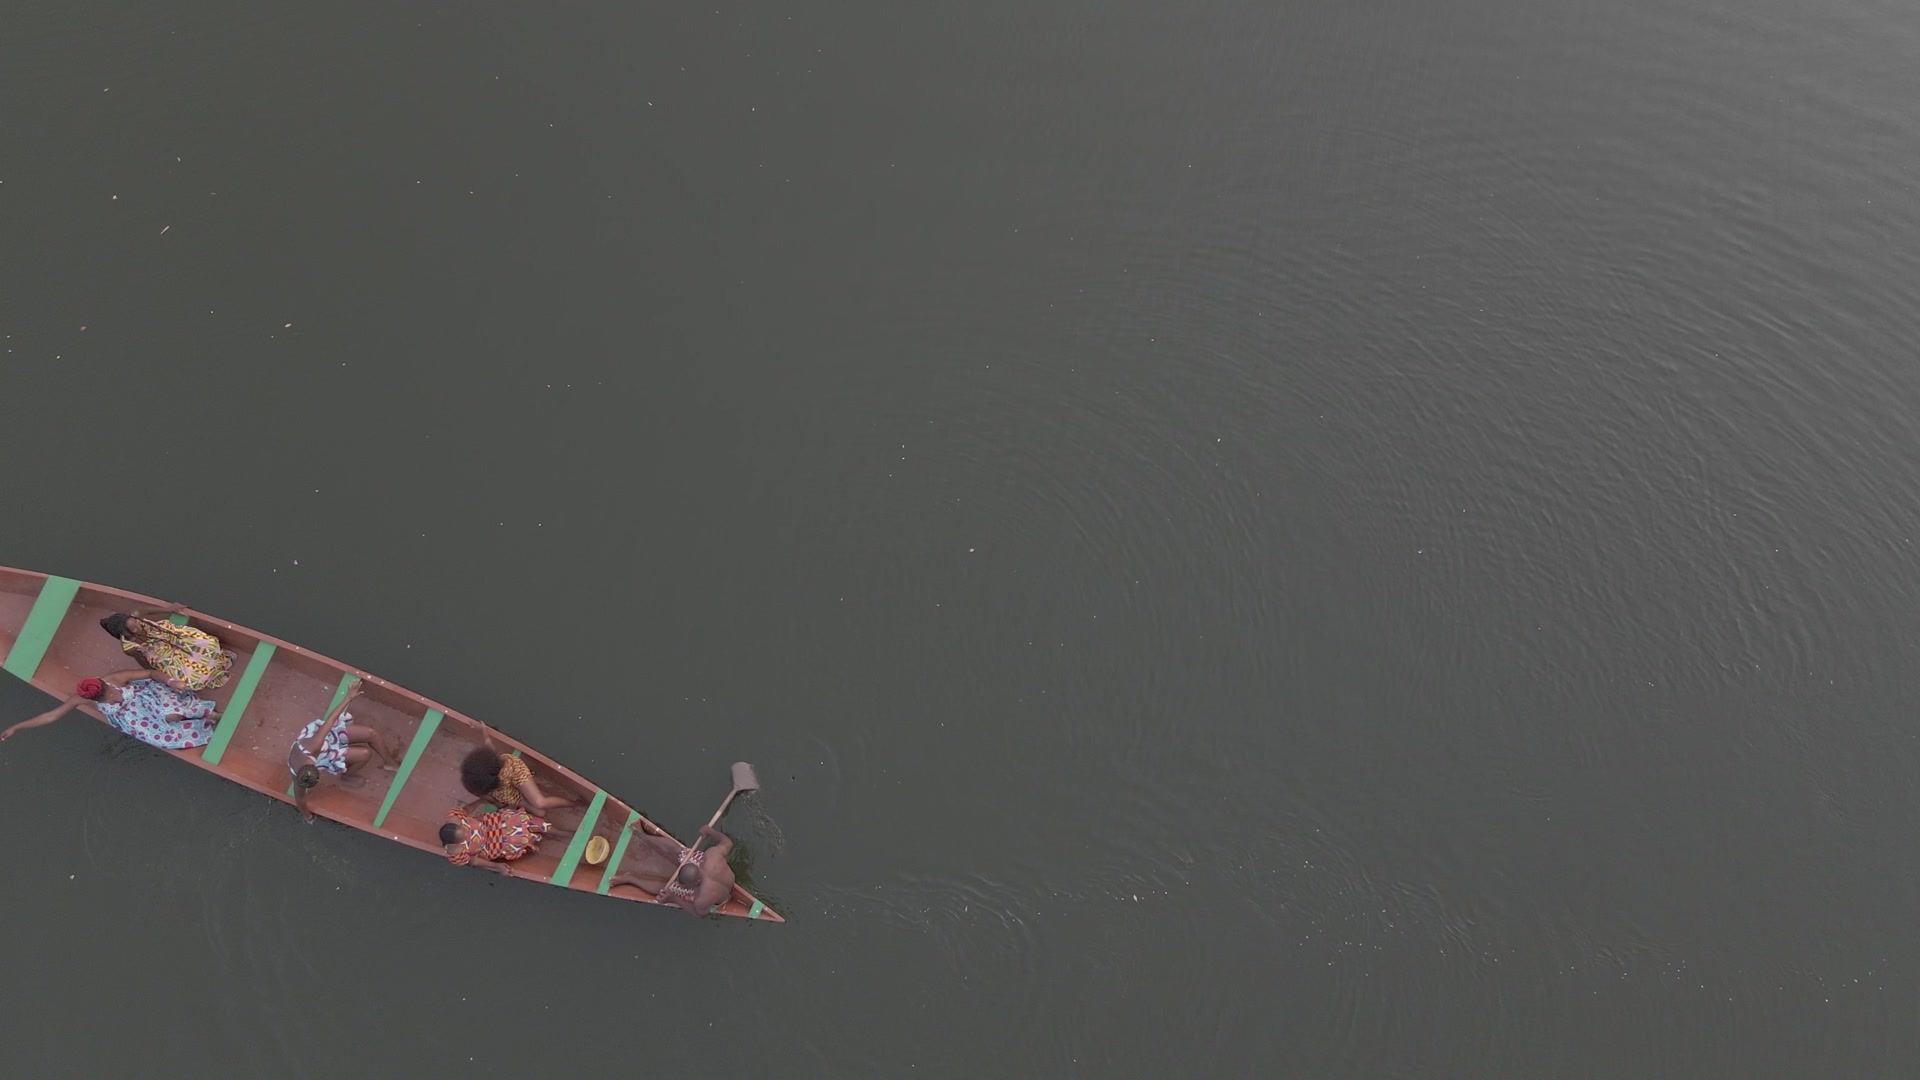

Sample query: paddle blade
[730,761,761,793]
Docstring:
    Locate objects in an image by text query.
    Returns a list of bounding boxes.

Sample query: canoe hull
[0,567,782,923]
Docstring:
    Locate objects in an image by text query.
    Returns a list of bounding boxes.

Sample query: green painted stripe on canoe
[285,673,362,798]
[548,789,607,887]
[167,613,189,626]
[372,708,443,829]
[747,898,766,920]
[595,810,641,894]
[200,643,276,765]
[323,673,359,712]
[2,576,81,681]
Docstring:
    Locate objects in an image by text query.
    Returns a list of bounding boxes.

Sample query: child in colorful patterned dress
[287,681,397,823]
[439,805,553,874]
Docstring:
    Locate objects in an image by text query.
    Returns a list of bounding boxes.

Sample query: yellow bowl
[584,835,612,867]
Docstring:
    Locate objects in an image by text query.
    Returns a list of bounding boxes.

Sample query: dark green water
[4,1,1920,1075]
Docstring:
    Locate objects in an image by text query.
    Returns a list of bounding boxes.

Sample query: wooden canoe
[0,566,783,923]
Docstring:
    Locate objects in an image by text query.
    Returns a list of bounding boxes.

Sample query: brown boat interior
[0,570,778,921]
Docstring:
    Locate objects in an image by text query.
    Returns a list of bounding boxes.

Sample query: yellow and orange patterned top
[486,754,535,808]
[124,621,233,691]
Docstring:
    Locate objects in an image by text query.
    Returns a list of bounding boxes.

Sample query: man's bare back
[609,821,737,915]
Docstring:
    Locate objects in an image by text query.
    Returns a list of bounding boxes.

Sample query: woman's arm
[517,777,581,810]
[102,669,156,687]
[325,683,363,726]
[129,604,187,621]
[698,825,734,859]
[0,698,85,742]
[299,683,363,756]
[126,617,173,641]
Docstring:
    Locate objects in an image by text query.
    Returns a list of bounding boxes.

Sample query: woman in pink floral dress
[0,672,221,751]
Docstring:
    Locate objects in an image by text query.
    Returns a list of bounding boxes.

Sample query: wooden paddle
[653,761,759,903]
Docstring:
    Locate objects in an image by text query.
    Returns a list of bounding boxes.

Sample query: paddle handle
[702,789,741,832]
[654,788,743,903]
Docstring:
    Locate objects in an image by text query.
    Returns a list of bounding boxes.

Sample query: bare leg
[625,821,687,861]
[607,869,671,895]
[610,839,681,884]
[539,802,598,835]
[523,781,583,815]
[343,725,397,768]
[341,745,372,776]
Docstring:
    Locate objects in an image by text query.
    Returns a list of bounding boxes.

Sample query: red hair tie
[76,677,105,700]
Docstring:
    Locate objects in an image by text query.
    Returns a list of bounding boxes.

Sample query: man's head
[675,862,703,889]
[439,822,466,847]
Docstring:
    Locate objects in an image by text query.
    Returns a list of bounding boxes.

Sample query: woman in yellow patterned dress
[99,606,236,691]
